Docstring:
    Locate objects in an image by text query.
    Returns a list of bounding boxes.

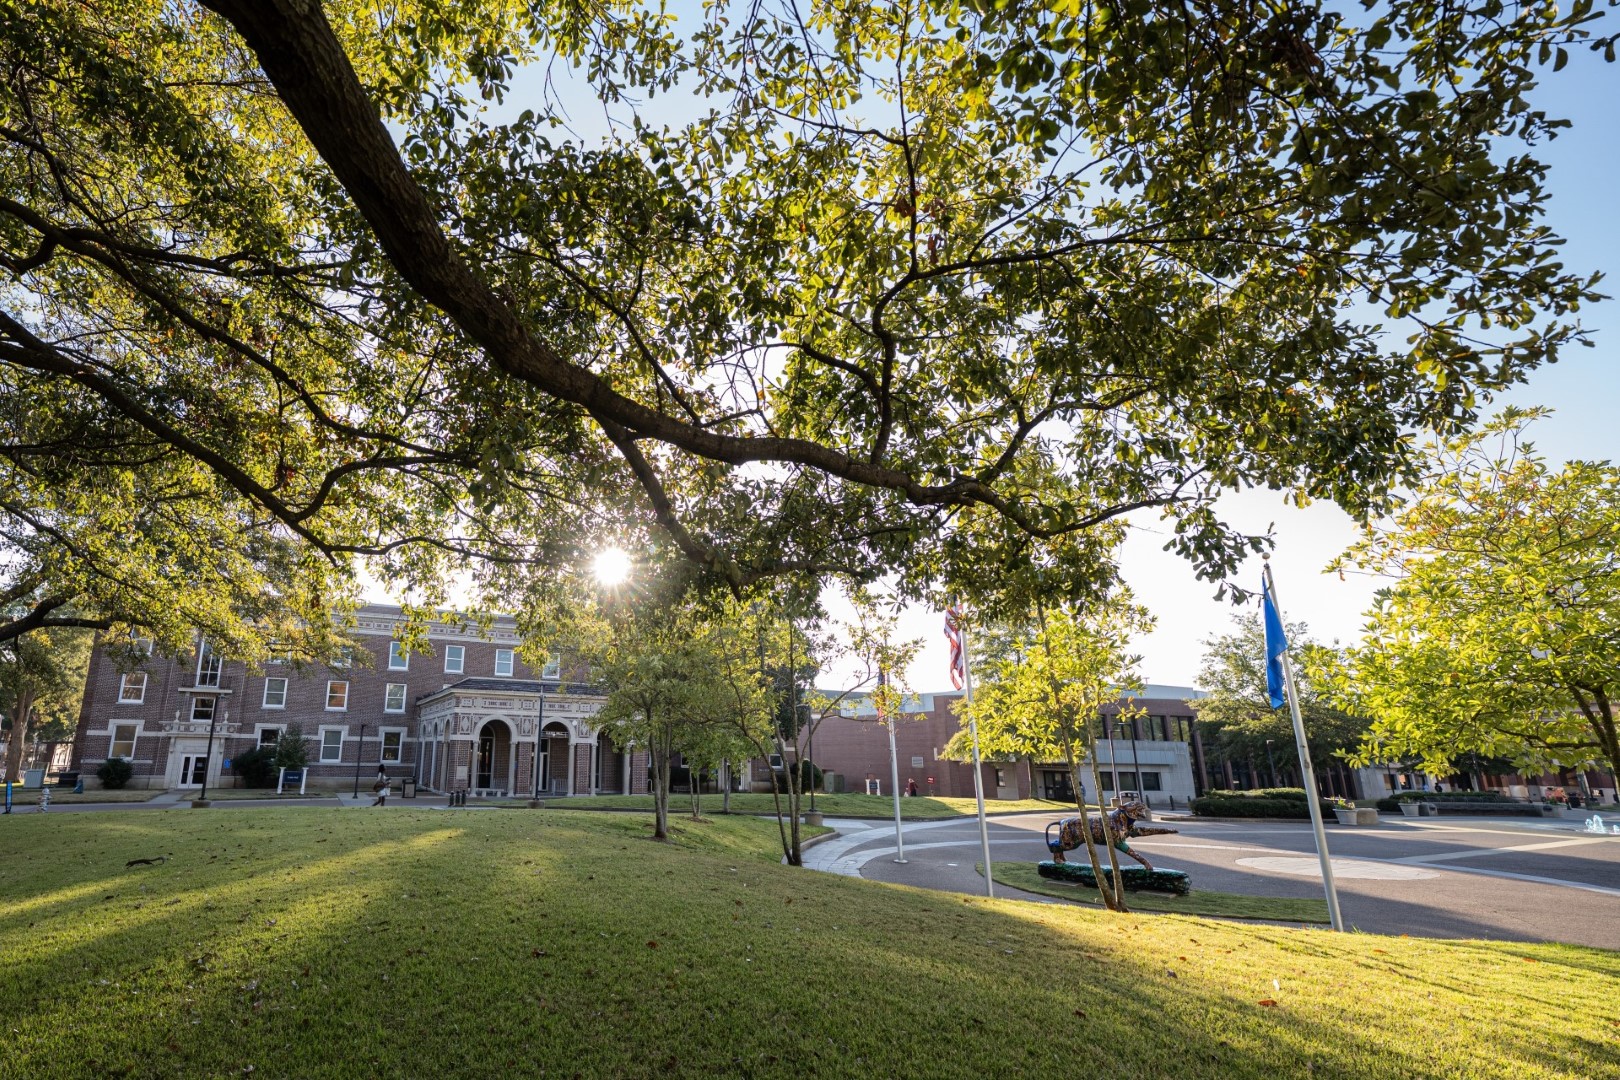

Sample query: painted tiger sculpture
[1045,802,1177,870]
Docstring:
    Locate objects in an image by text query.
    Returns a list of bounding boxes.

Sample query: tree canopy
[1322,410,1620,785]
[1197,613,1370,780]
[3,0,1611,627]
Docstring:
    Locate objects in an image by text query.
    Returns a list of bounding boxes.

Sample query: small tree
[274,723,309,771]
[953,598,1153,912]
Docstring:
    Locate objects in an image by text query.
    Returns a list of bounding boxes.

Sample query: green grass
[988,861,1332,923]
[539,791,1078,819]
[12,789,160,804]
[191,788,331,801]
[2,810,1618,1079]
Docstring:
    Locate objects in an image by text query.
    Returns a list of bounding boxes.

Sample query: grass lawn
[539,791,1077,819]
[3,810,1618,1079]
[988,860,1331,923]
[191,789,332,801]
[12,789,160,805]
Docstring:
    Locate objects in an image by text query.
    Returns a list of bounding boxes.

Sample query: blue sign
[283,770,303,783]
[222,759,233,769]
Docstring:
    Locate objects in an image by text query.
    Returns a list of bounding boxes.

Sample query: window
[131,635,154,657]
[995,768,1007,787]
[388,641,409,671]
[110,723,137,759]
[542,652,560,680]
[384,683,407,713]
[191,696,216,723]
[262,677,288,709]
[380,729,404,764]
[494,648,514,677]
[320,728,344,763]
[332,645,355,669]
[443,645,464,674]
[118,673,147,704]
[326,680,349,710]
[266,647,287,665]
[1140,771,1163,791]
[195,641,222,687]
[258,726,281,750]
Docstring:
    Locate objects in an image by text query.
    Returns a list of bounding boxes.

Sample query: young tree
[954,598,1154,911]
[0,618,92,784]
[1324,411,1620,784]
[1196,615,1370,792]
[4,1,1609,621]
[274,722,309,772]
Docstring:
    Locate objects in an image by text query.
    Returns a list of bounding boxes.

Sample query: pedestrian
[372,770,392,807]
[906,778,918,797]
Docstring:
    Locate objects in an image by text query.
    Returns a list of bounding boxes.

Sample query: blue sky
[490,14,1618,690]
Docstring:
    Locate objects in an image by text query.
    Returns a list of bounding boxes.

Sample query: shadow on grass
[1,809,1617,1079]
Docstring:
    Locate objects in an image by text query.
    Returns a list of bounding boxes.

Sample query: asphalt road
[805,812,1620,950]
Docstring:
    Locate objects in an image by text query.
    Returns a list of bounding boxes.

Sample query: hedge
[1190,793,1336,819]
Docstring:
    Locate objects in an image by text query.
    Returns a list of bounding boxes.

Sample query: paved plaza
[805,812,1620,949]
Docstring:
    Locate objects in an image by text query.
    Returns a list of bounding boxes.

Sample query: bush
[231,746,278,788]
[96,757,134,789]
[1191,793,1335,819]
[773,760,823,794]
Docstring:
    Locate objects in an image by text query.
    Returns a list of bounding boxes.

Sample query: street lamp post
[198,705,224,802]
[352,724,367,797]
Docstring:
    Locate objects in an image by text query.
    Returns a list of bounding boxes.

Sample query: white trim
[542,653,560,679]
[326,679,349,711]
[109,722,138,760]
[254,723,283,751]
[379,726,406,764]
[388,641,409,671]
[443,644,465,674]
[262,676,289,709]
[318,725,346,764]
[117,672,147,704]
[384,682,407,713]
[190,696,218,723]
[494,648,514,677]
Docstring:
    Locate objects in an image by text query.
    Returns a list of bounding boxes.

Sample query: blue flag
[1262,577,1288,709]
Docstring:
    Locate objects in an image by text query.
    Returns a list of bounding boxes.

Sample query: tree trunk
[1082,720,1128,913]
[3,686,35,784]
[649,722,672,840]
[721,760,732,813]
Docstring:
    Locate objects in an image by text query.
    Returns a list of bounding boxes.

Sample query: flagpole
[1263,559,1345,932]
[880,668,907,863]
[955,607,995,898]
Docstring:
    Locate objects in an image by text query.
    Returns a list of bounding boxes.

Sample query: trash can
[55,771,79,789]
[23,768,44,789]
[403,776,416,799]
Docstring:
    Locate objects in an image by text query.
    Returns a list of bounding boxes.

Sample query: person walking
[372,770,392,807]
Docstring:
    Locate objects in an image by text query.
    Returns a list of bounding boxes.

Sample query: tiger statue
[1045,801,1177,870]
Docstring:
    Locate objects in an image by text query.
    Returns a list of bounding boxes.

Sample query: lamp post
[1126,717,1145,805]
[880,667,906,863]
[352,724,367,797]
[198,704,224,802]
[530,685,547,804]
[1265,739,1279,788]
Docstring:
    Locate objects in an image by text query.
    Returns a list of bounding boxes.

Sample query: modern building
[805,684,1209,807]
[70,604,640,796]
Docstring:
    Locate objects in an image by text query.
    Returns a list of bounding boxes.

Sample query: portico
[417,678,643,797]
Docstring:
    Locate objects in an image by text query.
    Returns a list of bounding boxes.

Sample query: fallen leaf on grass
[1257,1000,1278,1007]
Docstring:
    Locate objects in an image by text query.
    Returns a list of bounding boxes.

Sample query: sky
[403,12,1620,693]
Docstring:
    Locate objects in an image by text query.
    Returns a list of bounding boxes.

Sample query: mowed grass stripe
[0,809,1614,1079]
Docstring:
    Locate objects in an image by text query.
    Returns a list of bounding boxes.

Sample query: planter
[803,811,824,827]
[1333,807,1379,826]
[527,799,545,810]
[190,799,211,808]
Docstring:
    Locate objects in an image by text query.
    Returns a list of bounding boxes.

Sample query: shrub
[231,747,278,788]
[1190,793,1335,819]
[96,757,134,789]
[274,723,308,771]
[773,760,823,794]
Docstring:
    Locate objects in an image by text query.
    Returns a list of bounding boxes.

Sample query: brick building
[70,604,641,796]
[806,684,1209,806]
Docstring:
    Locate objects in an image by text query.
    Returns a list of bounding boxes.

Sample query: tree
[0,614,91,783]
[275,722,309,771]
[4,1,1610,620]
[952,598,1153,911]
[1323,410,1620,785]
[1196,615,1370,792]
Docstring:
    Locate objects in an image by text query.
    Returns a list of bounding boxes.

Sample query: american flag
[944,606,966,690]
